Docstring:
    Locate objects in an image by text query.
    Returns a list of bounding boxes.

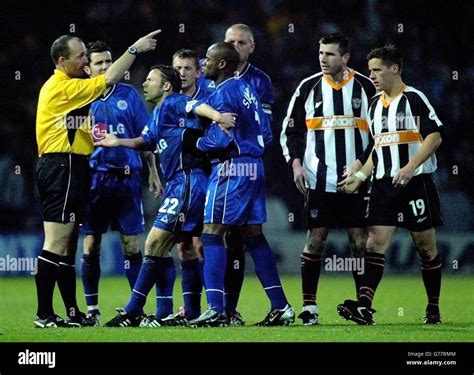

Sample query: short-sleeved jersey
[281,70,375,192]
[89,83,149,171]
[198,60,274,118]
[36,69,106,156]
[196,76,270,159]
[141,93,208,181]
[367,85,443,179]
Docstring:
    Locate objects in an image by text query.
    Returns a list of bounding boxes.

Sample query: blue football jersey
[197,77,271,158]
[198,60,273,111]
[89,83,149,171]
[141,93,208,181]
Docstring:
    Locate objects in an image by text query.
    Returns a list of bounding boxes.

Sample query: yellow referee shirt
[36,69,106,156]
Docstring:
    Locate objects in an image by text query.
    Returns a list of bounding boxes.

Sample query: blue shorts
[204,156,266,225]
[153,168,207,236]
[82,170,144,236]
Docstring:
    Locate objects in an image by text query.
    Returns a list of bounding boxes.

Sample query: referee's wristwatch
[127,46,138,56]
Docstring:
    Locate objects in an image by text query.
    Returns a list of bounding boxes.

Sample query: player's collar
[381,83,406,108]
[191,86,201,99]
[238,62,251,77]
[100,84,116,101]
[323,69,355,90]
[216,76,235,89]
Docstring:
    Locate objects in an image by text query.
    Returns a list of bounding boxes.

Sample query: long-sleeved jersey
[281,70,375,192]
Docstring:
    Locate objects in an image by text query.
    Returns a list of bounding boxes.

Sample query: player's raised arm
[104,29,161,87]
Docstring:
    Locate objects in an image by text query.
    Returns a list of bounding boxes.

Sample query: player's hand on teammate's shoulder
[131,29,162,54]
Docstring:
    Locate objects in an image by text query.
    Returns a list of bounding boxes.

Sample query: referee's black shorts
[367,174,442,232]
[305,190,369,229]
[36,153,90,223]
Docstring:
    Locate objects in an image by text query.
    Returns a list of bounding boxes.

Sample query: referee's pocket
[37,157,68,193]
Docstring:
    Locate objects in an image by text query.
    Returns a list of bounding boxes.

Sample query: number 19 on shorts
[409,199,425,216]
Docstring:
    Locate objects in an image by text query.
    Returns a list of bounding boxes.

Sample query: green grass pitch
[1,275,473,342]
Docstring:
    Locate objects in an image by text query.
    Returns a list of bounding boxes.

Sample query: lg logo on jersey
[158,138,168,153]
[92,123,126,141]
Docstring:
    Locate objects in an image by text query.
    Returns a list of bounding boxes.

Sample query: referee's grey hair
[50,35,82,65]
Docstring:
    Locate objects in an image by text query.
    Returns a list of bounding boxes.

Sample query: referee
[34,30,161,328]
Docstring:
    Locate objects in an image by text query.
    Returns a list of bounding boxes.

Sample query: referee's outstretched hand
[131,29,162,54]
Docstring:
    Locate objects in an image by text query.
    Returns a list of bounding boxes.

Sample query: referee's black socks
[57,255,80,318]
[35,250,61,318]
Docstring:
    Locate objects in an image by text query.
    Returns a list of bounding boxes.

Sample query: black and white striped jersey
[281,69,375,192]
[367,85,443,179]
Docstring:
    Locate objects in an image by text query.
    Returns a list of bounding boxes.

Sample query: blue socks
[124,252,142,290]
[155,257,176,318]
[224,251,245,314]
[181,258,202,319]
[125,256,160,316]
[202,233,227,313]
[81,253,101,313]
[246,235,288,310]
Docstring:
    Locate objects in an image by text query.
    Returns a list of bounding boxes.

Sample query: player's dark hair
[367,44,403,72]
[319,32,350,55]
[151,64,182,93]
[172,49,199,70]
[211,42,240,71]
[86,40,112,61]
[50,35,82,64]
